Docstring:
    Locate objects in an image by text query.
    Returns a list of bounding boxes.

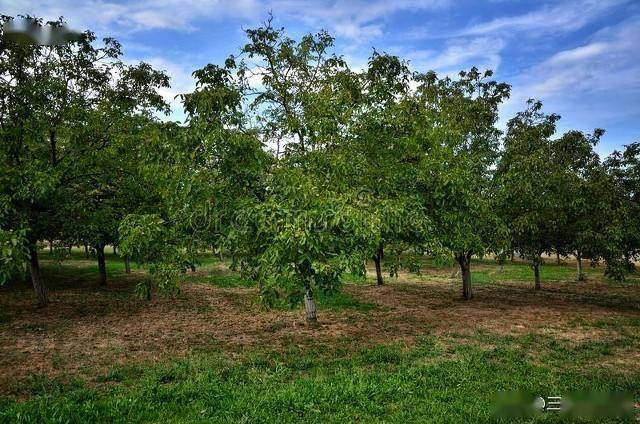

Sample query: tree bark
[556,252,561,265]
[373,245,384,286]
[28,244,48,306]
[84,243,89,259]
[533,257,541,290]
[124,256,131,274]
[456,252,473,300]
[96,243,107,286]
[304,287,317,325]
[576,252,584,281]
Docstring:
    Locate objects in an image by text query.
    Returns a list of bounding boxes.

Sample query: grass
[0,249,639,422]
[1,334,637,423]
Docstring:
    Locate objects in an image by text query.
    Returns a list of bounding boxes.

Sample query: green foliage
[228,167,376,307]
[0,228,27,284]
[119,214,186,298]
[1,15,638,310]
[0,15,169,300]
[496,99,562,263]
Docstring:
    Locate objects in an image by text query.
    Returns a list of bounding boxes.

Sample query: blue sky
[3,0,639,155]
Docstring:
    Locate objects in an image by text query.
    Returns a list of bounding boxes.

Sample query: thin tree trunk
[576,252,584,281]
[49,240,53,254]
[29,244,48,306]
[84,243,89,259]
[96,243,107,286]
[113,245,117,255]
[304,288,317,325]
[456,253,472,300]
[373,245,384,286]
[67,245,72,254]
[533,257,541,290]
[556,252,561,265]
[124,256,131,274]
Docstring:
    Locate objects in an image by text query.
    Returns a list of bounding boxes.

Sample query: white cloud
[1,0,448,41]
[459,0,626,37]
[405,36,505,76]
[128,56,197,121]
[544,42,608,65]
[406,0,628,40]
[0,0,263,34]
[499,15,640,151]
[272,0,448,43]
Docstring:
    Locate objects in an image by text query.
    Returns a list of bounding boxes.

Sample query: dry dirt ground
[1,267,639,395]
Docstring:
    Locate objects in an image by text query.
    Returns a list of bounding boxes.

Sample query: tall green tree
[344,53,432,285]
[414,68,510,299]
[0,16,167,303]
[496,100,562,290]
[551,129,604,280]
[603,142,640,279]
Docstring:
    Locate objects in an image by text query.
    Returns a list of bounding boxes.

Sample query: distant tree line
[1,16,638,323]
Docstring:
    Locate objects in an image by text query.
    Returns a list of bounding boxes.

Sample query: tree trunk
[304,288,317,325]
[124,256,131,274]
[96,243,107,286]
[190,264,196,272]
[456,253,472,300]
[49,240,53,254]
[373,245,384,286]
[533,257,541,290]
[84,243,89,259]
[28,244,48,307]
[67,245,72,254]
[112,245,117,255]
[556,252,561,265]
[576,252,584,281]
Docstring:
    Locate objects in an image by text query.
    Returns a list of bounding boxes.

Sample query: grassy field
[0,250,639,422]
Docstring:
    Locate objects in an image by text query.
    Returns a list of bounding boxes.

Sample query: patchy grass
[1,253,639,422]
[1,335,638,423]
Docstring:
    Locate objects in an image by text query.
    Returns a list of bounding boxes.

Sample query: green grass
[1,333,637,423]
[35,248,639,290]
[315,289,380,312]
[3,250,636,422]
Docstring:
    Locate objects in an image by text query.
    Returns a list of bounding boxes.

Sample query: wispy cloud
[500,14,640,151]
[407,0,628,40]
[407,36,505,75]
[460,0,624,37]
[3,0,449,42]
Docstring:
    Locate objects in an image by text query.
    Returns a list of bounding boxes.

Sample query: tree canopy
[1,15,638,322]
